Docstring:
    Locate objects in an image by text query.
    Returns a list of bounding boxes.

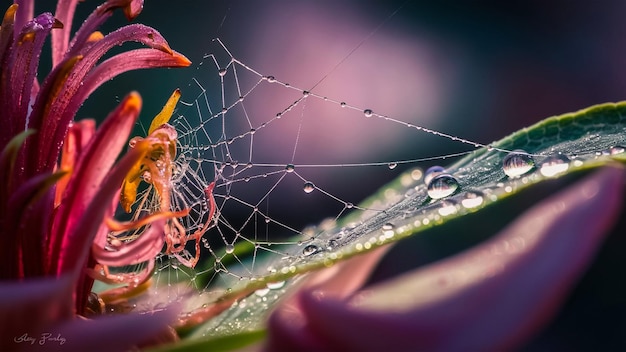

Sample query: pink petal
[77,48,191,104]
[2,171,64,278]
[12,0,34,42]
[0,275,73,351]
[92,218,166,266]
[28,24,173,175]
[267,165,625,351]
[48,93,142,276]
[55,120,96,207]
[51,0,79,67]
[4,13,60,141]
[64,0,145,62]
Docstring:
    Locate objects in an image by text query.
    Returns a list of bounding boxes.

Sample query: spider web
[118,34,508,313]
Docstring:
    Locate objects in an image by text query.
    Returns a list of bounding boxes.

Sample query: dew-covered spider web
[112,34,527,315]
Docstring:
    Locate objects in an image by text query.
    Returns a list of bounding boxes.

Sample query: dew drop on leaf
[254,288,270,297]
[382,223,395,236]
[438,199,458,216]
[539,154,570,177]
[303,181,315,193]
[266,281,285,290]
[427,174,459,199]
[602,145,626,155]
[424,165,446,185]
[302,244,320,256]
[502,149,534,178]
[461,191,484,208]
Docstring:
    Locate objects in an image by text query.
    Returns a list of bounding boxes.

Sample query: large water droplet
[363,109,373,117]
[302,244,320,256]
[388,163,398,170]
[427,174,459,199]
[502,149,534,178]
[303,181,315,193]
[225,244,234,254]
[285,164,295,173]
[218,68,227,77]
[424,165,445,185]
[539,154,570,177]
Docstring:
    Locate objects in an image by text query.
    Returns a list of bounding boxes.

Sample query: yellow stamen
[148,88,180,134]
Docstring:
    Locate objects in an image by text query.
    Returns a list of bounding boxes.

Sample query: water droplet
[437,199,458,216]
[388,163,398,170]
[345,202,354,209]
[603,146,626,155]
[302,90,310,97]
[302,244,320,256]
[340,102,347,108]
[225,244,234,254]
[255,288,270,297]
[424,165,445,185]
[382,223,395,237]
[266,75,276,83]
[285,164,295,173]
[276,112,282,119]
[502,149,534,178]
[363,109,373,117]
[218,68,227,77]
[303,181,315,193]
[267,281,285,290]
[264,217,271,224]
[461,191,484,208]
[427,174,459,199]
[539,154,570,177]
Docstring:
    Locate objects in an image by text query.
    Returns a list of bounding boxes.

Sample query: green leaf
[159,102,626,350]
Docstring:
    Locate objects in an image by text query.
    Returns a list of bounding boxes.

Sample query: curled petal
[0,5,18,71]
[268,165,625,351]
[77,50,190,122]
[29,24,174,175]
[94,218,166,266]
[64,0,144,61]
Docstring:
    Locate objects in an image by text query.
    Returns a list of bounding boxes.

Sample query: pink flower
[0,0,190,350]
[266,165,625,351]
